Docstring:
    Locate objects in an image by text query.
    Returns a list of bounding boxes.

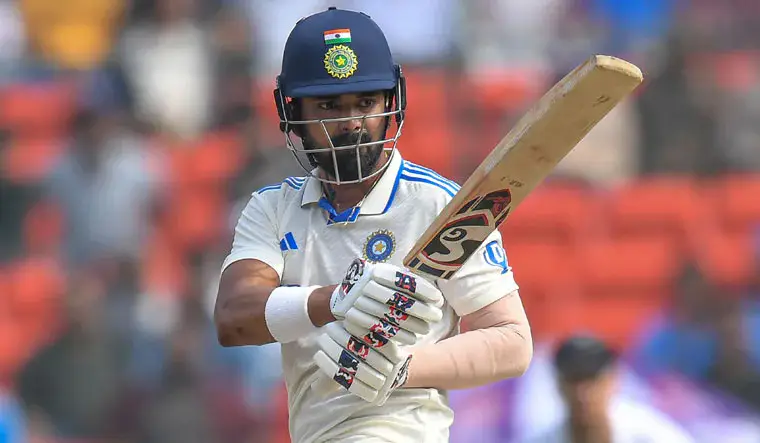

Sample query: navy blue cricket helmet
[273,7,407,184]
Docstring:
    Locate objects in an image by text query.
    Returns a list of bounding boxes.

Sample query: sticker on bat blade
[420,189,512,268]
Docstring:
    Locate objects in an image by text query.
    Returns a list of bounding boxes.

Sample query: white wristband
[264,285,321,343]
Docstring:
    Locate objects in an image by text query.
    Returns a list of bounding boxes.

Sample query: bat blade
[403,55,643,279]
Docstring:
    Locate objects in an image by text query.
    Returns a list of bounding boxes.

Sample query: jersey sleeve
[221,191,284,278]
[435,230,519,316]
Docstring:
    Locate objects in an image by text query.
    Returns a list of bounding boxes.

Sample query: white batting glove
[314,322,413,406]
[329,258,444,346]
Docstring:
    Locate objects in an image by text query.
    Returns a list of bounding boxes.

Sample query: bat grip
[313,374,341,397]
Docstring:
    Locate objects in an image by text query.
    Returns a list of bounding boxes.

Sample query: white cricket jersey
[222,149,519,443]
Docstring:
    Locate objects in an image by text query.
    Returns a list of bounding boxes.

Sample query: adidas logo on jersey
[279,232,298,251]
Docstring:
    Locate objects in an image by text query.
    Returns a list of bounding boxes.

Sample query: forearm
[215,276,337,346]
[404,323,532,389]
[404,293,533,390]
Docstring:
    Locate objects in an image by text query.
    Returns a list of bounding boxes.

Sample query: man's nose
[338,107,366,133]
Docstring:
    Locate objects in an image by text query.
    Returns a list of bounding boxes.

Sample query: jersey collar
[301,149,403,216]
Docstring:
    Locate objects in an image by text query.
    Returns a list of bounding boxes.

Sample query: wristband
[264,285,321,343]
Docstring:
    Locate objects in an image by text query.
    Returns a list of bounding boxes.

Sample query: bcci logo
[363,230,395,263]
[324,45,358,79]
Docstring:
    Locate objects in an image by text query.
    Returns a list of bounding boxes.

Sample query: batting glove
[314,322,412,406]
[329,258,444,346]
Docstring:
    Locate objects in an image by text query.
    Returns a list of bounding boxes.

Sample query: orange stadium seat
[1,134,65,184]
[396,69,454,177]
[7,257,66,315]
[0,82,76,136]
[604,176,712,247]
[403,69,448,122]
[546,297,662,351]
[396,120,454,178]
[462,67,547,114]
[577,235,683,301]
[709,173,760,234]
[503,238,582,340]
[696,228,756,289]
[163,186,226,253]
[166,131,243,187]
[141,231,188,296]
[500,182,602,246]
[252,79,291,148]
[0,269,7,315]
[505,239,578,294]
[6,258,66,345]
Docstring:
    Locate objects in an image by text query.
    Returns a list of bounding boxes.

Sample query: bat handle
[313,373,341,397]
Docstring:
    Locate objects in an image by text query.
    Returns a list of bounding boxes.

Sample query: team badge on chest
[363,230,395,263]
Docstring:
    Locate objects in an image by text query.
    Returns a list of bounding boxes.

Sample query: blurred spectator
[15,269,130,440]
[43,69,164,269]
[130,300,221,443]
[553,97,640,186]
[636,30,727,175]
[585,0,678,55]
[210,3,254,130]
[457,0,566,75]
[122,266,260,443]
[0,390,25,443]
[629,261,760,383]
[0,128,33,262]
[339,0,458,67]
[0,0,26,82]
[240,0,327,78]
[705,297,760,410]
[519,335,694,443]
[0,2,759,442]
[629,262,722,380]
[18,0,125,71]
[717,68,760,171]
[119,0,214,139]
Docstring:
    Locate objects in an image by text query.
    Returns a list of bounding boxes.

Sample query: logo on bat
[421,189,512,268]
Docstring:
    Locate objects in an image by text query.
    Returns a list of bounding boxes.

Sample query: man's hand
[314,323,412,406]
[329,258,444,346]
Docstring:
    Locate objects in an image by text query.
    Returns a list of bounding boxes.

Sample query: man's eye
[359,99,376,108]
[318,102,336,110]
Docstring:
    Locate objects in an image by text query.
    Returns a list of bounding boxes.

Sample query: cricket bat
[404,54,643,278]
[315,54,643,396]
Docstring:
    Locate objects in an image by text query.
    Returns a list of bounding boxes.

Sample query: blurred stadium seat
[501,182,603,246]
[697,227,756,289]
[577,235,683,300]
[604,176,710,247]
[0,82,76,137]
[1,134,65,184]
[710,173,760,234]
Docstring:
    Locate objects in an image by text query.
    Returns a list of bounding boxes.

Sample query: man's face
[299,92,388,182]
[558,370,616,424]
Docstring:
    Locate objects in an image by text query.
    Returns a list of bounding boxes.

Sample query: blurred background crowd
[0,0,759,442]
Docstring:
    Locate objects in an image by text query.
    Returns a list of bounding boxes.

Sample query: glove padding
[329,259,444,346]
[314,322,412,406]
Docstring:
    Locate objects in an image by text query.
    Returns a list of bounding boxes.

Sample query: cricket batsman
[214,7,533,443]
